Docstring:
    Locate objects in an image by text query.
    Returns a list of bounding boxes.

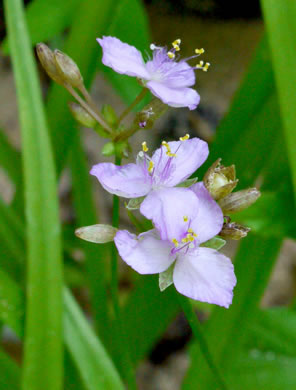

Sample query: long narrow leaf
[4,0,63,389]
[261,0,296,201]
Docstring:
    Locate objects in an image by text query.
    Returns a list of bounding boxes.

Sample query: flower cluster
[91,136,237,308]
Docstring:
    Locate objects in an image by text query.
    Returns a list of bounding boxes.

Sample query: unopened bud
[36,43,63,85]
[75,224,117,244]
[203,159,238,200]
[219,188,261,214]
[219,222,250,240]
[54,50,83,88]
[101,104,118,126]
[68,102,96,128]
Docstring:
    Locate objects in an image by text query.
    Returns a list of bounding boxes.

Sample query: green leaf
[4,0,63,388]
[0,268,24,337]
[63,288,125,390]
[121,275,180,365]
[0,348,20,389]
[261,0,296,202]
[2,0,81,54]
[0,128,22,184]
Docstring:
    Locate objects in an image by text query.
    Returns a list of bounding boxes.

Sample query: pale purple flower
[114,183,236,307]
[97,36,204,110]
[90,137,209,228]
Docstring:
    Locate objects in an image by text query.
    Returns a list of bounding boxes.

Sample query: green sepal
[159,263,175,292]
[126,196,145,210]
[201,236,226,250]
[177,177,198,188]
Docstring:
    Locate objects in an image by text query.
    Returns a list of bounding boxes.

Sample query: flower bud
[75,224,117,244]
[68,102,97,128]
[219,222,250,240]
[203,159,238,200]
[54,49,83,88]
[36,43,64,85]
[219,188,261,214]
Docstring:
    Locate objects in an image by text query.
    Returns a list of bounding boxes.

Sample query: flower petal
[173,247,236,308]
[151,138,209,187]
[140,188,199,241]
[97,36,150,79]
[146,80,200,109]
[114,229,175,274]
[190,182,224,243]
[90,162,152,198]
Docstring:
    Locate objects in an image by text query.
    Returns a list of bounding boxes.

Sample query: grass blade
[261,0,296,200]
[4,0,63,388]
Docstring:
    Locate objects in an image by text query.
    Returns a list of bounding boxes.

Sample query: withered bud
[68,102,96,128]
[36,43,64,85]
[134,98,167,129]
[219,222,250,240]
[54,50,83,89]
[203,159,238,200]
[75,224,117,244]
[219,188,261,214]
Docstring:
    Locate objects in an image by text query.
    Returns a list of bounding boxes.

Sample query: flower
[114,183,236,307]
[97,36,209,110]
[90,136,209,227]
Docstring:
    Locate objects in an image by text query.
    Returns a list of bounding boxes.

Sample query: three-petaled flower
[97,36,208,110]
[90,136,208,234]
[114,183,236,308]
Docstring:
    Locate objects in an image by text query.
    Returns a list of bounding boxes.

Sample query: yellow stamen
[142,141,148,152]
[196,60,204,69]
[179,134,190,141]
[203,62,210,72]
[173,39,181,46]
[172,238,179,247]
[167,51,175,59]
[195,48,205,55]
[148,160,154,173]
[183,216,188,222]
[181,237,188,243]
[187,228,193,233]
[187,234,195,242]
[162,141,177,157]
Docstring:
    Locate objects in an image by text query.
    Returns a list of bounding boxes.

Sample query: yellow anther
[162,141,176,157]
[179,134,190,141]
[187,235,195,242]
[172,238,179,247]
[195,48,205,55]
[181,237,188,243]
[167,51,175,59]
[196,60,204,69]
[148,160,154,173]
[203,62,210,72]
[142,141,148,152]
[183,216,188,222]
[173,39,181,46]
[187,228,193,233]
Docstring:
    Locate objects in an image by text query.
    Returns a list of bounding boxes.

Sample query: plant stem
[110,156,138,390]
[64,84,112,133]
[117,88,148,124]
[178,295,228,390]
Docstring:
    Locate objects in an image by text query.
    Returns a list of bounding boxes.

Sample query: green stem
[117,88,148,125]
[178,295,228,390]
[110,156,138,390]
[64,84,112,133]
